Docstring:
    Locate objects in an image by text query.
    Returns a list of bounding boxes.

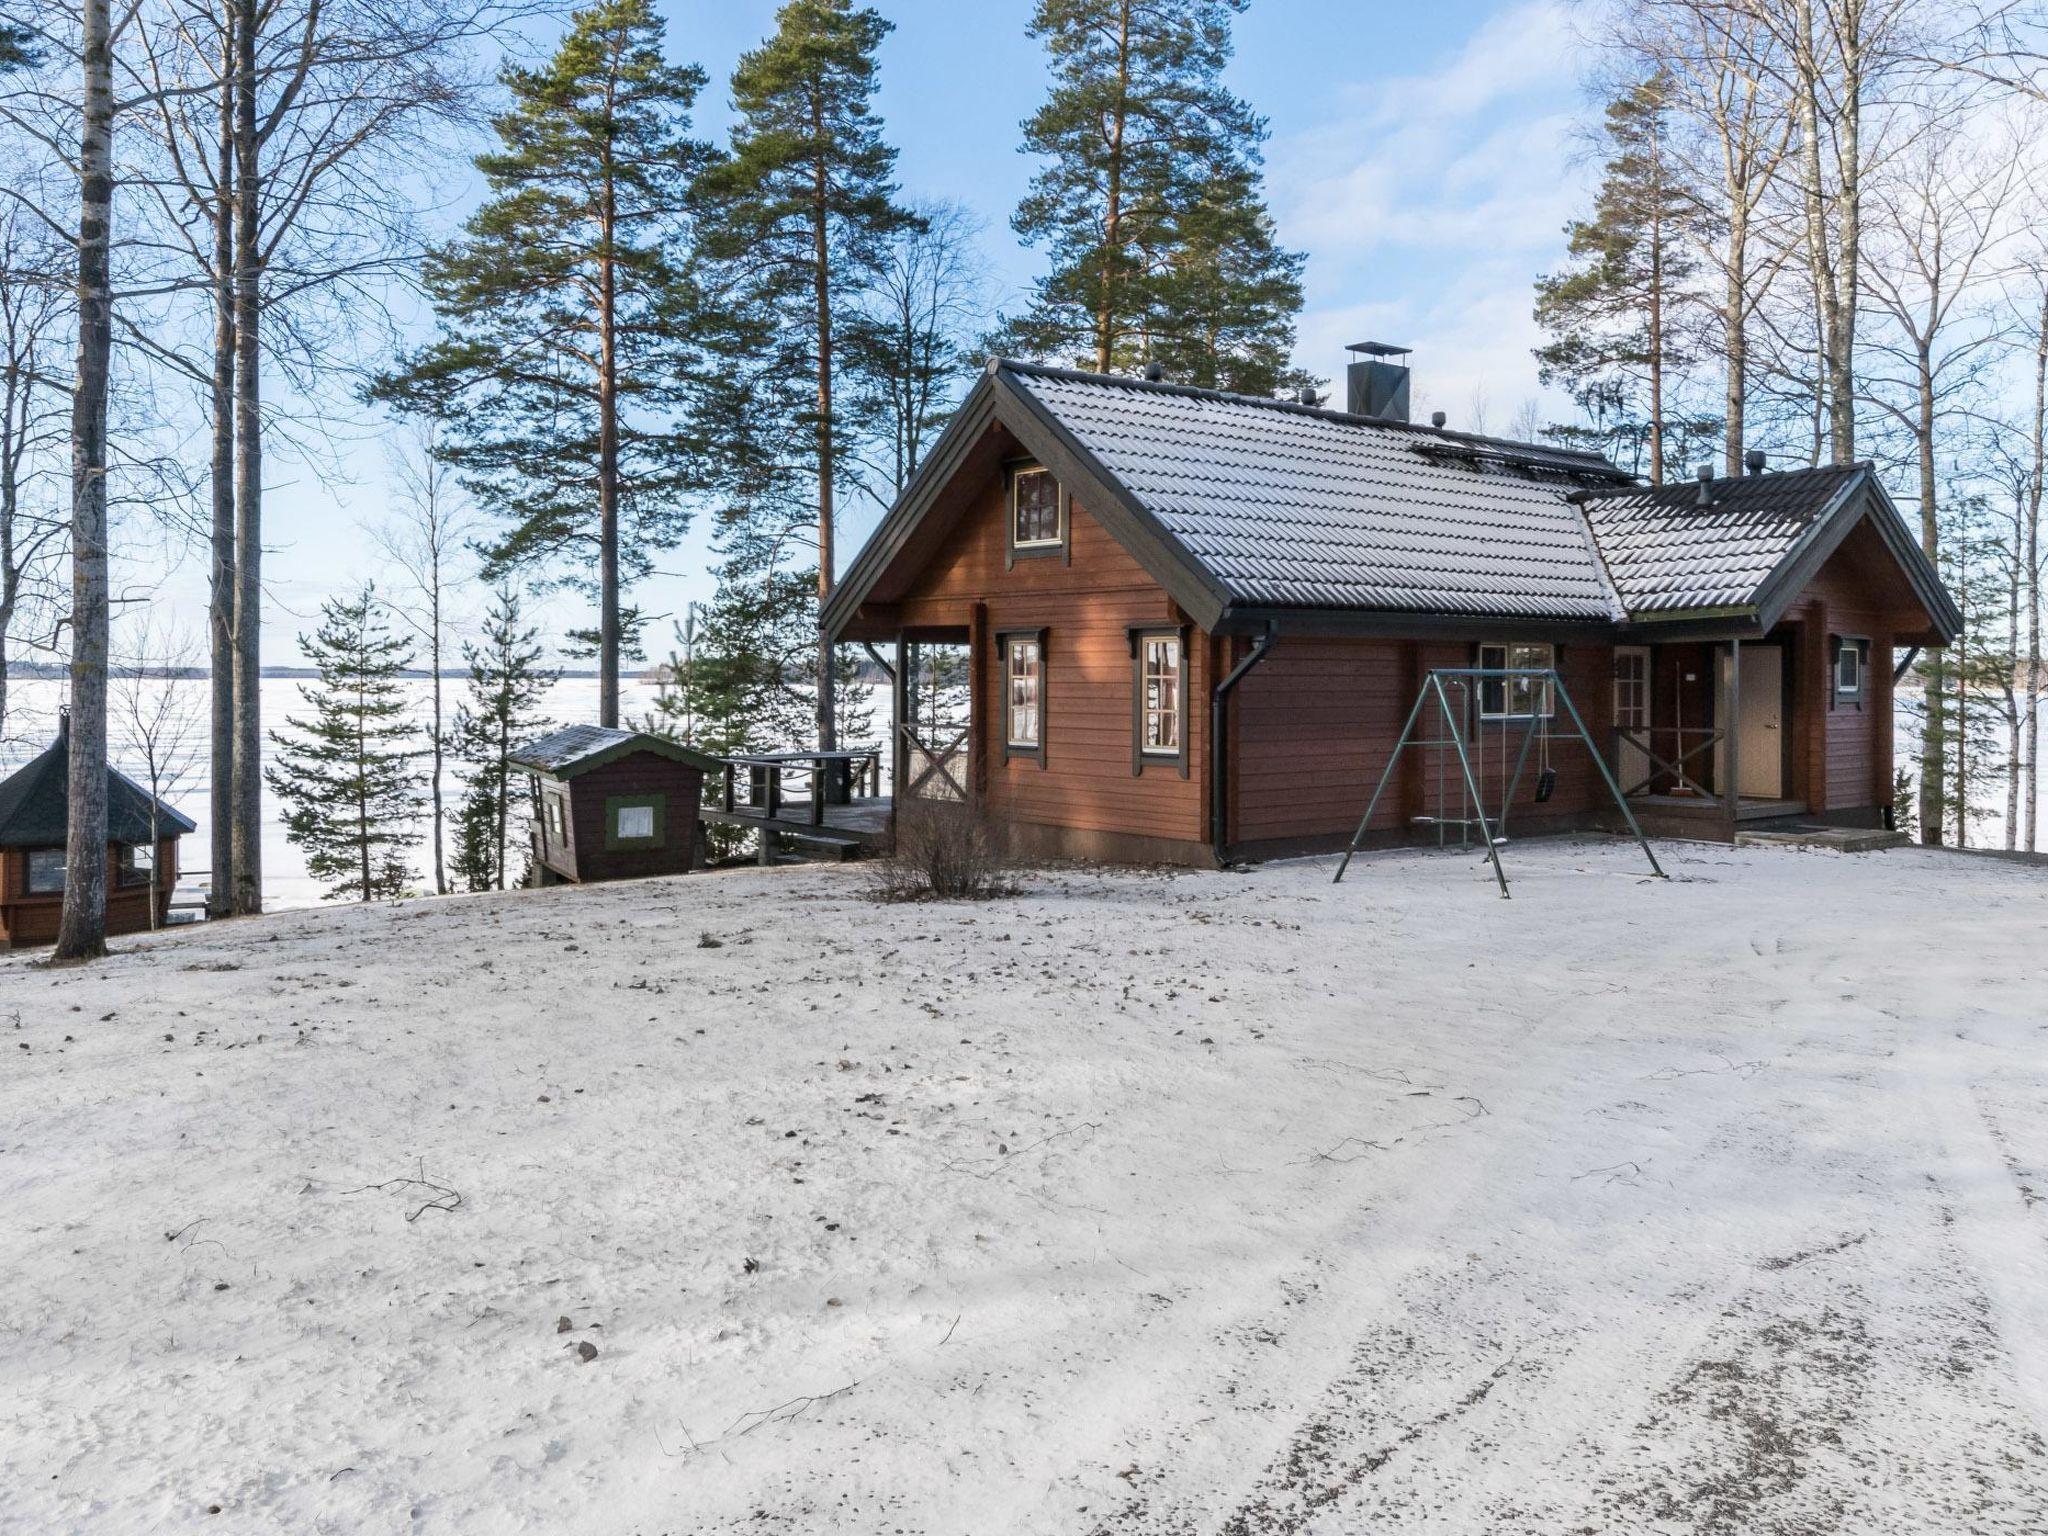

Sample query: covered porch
[1605,617,1883,842]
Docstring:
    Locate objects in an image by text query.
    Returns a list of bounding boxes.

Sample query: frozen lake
[0,676,670,910]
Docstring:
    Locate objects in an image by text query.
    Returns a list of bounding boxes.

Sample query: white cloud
[1269,0,1593,415]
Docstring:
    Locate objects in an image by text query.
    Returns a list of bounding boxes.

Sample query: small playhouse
[509,725,722,886]
[0,717,195,948]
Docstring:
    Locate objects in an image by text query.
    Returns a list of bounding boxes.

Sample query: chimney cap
[1345,340,1412,359]
[1296,385,1318,405]
[1429,410,1447,429]
[1744,448,1768,475]
[1696,463,1715,481]
[1142,361,1164,382]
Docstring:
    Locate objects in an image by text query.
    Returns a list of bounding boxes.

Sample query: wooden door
[1725,644,1786,799]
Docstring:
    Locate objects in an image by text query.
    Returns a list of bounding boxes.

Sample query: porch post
[891,632,908,803]
[1724,636,1742,827]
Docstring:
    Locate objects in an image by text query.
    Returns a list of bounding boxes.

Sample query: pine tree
[451,584,556,892]
[266,587,425,902]
[699,0,913,753]
[1147,165,1306,394]
[1001,0,1302,391]
[1535,74,1710,483]
[0,24,36,71]
[371,0,717,729]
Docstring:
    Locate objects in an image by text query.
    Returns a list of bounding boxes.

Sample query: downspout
[1211,622,1278,866]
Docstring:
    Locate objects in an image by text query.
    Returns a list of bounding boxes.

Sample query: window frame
[118,842,155,888]
[602,793,667,852]
[25,847,64,895]
[1833,635,1868,705]
[1612,646,1650,732]
[543,790,569,847]
[1128,624,1192,778]
[1478,641,1558,720]
[998,628,1048,767]
[1007,464,1066,561]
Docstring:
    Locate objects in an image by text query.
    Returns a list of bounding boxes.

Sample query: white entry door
[1718,645,1785,799]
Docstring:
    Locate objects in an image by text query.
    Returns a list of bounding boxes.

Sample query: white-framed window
[1141,634,1181,755]
[1006,636,1042,747]
[120,842,155,887]
[1479,642,1556,718]
[1613,648,1649,731]
[1011,467,1061,549]
[544,794,568,843]
[1835,637,1866,701]
[615,804,655,840]
[26,847,64,894]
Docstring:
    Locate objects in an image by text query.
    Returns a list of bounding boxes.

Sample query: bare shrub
[868,800,1013,901]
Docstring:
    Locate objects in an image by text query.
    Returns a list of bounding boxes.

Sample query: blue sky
[139,0,1595,669]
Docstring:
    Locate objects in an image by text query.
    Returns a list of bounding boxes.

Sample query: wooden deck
[699,797,894,849]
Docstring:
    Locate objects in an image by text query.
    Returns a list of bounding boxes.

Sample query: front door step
[1735,825,1908,853]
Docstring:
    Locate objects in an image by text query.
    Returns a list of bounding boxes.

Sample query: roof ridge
[989,356,1625,470]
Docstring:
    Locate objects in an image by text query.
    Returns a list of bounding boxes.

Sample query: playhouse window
[119,843,154,886]
[1478,643,1555,718]
[1012,468,1061,549]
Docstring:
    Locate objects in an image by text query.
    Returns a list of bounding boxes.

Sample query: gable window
[1011,467,1062,552]
[603,794,665,851]
[26,848,64,894]
[1130,625,1191,776]
[1479,642,1556,718]
[1834,636,1867,702]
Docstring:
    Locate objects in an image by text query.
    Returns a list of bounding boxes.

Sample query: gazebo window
[26,848,64,894]
[119,843,154,886]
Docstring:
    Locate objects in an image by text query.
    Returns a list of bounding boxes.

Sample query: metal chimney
[1345,341,1412,422]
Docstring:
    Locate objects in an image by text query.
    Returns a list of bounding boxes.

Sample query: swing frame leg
[1438,677,1511,898]
[1496,709,1542,838]
[1555,679,1667,880]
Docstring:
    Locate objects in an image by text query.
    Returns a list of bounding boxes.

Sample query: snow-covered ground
[3,839,2046,1533]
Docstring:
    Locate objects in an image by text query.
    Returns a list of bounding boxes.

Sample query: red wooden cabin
[0,719,193,947]
[511,725,722,885]
[824,355,1960,865]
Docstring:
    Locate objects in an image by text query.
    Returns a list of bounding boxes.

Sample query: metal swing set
[1332,667,1667,899]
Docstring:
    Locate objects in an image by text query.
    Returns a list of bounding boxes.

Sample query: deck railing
[718,749,884,828]
[1615,725,1725,798]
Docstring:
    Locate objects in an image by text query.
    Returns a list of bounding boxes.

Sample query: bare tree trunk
[57,0,115,962]
[1917,335,1945,845]
[229,0,263,914]
[2029,290,2044,852]
[208,17,236,917]
[810,95,836,754]
[2006,537,2020,850]
[428,548,445,893]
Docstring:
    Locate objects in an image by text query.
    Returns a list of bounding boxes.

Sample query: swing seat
[1534,766,1557,803]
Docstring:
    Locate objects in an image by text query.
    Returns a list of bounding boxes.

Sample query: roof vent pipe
[1143,361,1164,382]
[1695,463,1716,507]
[1345,341,1412,422]
[1430,411,1447,429]
[1745,448,1767,476]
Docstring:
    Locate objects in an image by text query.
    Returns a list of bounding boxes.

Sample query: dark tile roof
[509,724,721,778]
[1008,364,1628,620]
[1578,464,1868,614]
[0,729,198,847]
